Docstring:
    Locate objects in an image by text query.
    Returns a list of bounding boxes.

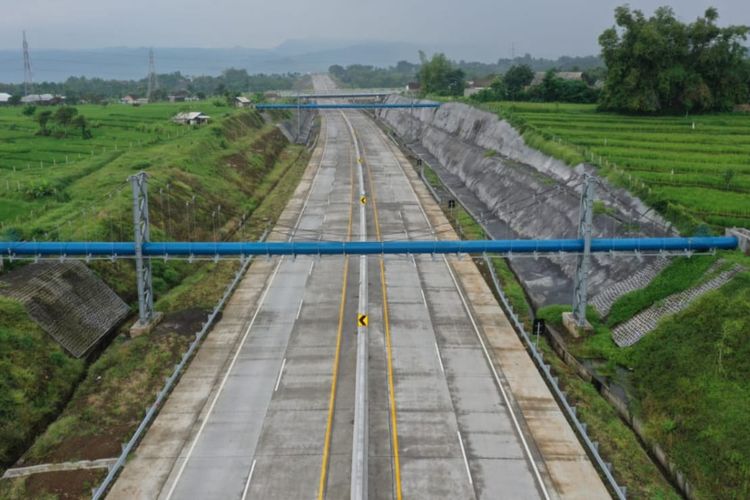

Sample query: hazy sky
[2,0,748,58]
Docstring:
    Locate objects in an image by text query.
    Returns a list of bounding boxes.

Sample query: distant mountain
[0,40,428,83]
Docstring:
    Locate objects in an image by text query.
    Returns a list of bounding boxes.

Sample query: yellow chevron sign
[357,314,368,327]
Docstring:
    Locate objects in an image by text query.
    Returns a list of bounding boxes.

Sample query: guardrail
[405,146,629,499]
[90,229,269,500]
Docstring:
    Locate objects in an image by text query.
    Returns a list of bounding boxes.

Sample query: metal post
[572,174,595,327]
[130,171,155,326]
[297,96,301,142]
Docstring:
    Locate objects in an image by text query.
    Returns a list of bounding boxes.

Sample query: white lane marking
[456,431,473,486]
[167,107,332,499]
[165,258,285,500]
[420,288,428,309]
[371,116,551,499]
[296,297,304,320]
[308,260,315,276]
[240,459,257,500]
[434,342,445,374]
[443,255,551,500]
[274,358,287,392]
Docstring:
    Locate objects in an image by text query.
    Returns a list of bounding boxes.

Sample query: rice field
[0,101,228,234]
[483,102,750,230]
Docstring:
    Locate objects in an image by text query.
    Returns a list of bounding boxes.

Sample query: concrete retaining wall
[377,96,674,307]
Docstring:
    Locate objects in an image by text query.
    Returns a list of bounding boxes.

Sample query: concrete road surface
[109,74,609,499]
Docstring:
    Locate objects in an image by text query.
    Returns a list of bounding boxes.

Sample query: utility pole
[129,172,161,335]
[22,31,33,96]
[569,174,595,330]
[146,48,158,102]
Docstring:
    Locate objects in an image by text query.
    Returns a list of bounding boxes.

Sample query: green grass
[540,253,750,499]
[606,256,719,327]
[0,102,312,498]
[475,101,750,231]
[0,297,85,468]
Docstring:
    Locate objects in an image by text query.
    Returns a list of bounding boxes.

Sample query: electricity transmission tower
[22,31,33,96]
[146,48,158,101]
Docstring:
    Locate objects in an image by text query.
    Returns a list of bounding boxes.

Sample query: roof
[235,96,251,103]
[20,93,63,103]
[530,71,584,87]
[0,92,12,102]
[173,111,209,121]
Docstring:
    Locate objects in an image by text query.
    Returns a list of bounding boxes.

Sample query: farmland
[0,99,312,496]
[480,102,750,230]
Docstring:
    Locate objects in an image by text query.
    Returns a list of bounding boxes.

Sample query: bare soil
[25,468,105,499]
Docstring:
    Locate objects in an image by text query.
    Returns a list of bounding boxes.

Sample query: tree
[599,6,750,113]
[35,110,52,136]
[418,53,465,96]
[8,94,21,106]
[71,114,91,139]
[22,105,36,116]
[504,64,534,99]
[470,76,506,102]
[53,106,78,128]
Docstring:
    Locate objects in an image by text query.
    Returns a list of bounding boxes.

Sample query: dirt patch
[25,424,130,466]
[153,308,213,337]
[25,468,105,499]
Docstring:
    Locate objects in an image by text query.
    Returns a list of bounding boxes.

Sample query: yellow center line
[317,115,355,500]
[362,126,403,500]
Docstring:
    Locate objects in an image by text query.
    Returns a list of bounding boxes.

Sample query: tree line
[0,69,301,104]
[421,5,750,112]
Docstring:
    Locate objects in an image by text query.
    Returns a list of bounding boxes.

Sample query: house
[20,94,65,105]
[405,82,421,93]
[168,90,191,103]
[529,71,584,87]
[464,87,486,97]
[234,96,252,108]
[0,92,12,105]
[134,98,149,106]
[120,95,138,105]
[172,112,210,125]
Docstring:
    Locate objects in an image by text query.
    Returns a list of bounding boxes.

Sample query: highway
[110,74,608,499]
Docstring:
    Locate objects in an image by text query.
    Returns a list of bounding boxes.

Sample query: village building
[20,93,65,105]
[529,71,584,87]
[234,96,252,108]
[0,92,13,105]
[172,111,210,126]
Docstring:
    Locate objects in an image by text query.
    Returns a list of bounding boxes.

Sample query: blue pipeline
[287,93,394,99]
[255,103,440,110]
[0,237,738,258]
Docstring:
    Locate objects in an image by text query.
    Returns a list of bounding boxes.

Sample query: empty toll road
[109,73,608,499]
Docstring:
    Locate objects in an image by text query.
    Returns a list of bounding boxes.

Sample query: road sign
[533,318,545,334]
[448,199,456,209]
[360,195,367,205]
[533,318,545,347]
[357,314,368,327]
[357,157,363,164]
[416,158,423,166]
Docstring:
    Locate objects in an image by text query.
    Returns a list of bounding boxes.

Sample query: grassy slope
[540,253,750,499]
[0,102,312,497]
[476,101,750,231]
[0,298,85,466]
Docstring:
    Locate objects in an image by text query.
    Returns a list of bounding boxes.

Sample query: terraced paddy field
[0,101,276,240]
[482,102,750,230]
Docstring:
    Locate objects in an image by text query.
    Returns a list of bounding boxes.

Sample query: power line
[22,31,33,95]
[146,48,158,102]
